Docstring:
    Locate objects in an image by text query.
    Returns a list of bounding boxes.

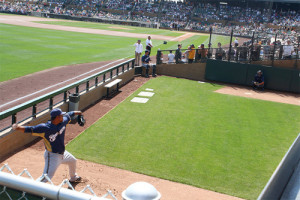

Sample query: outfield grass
[1,21,223,82]
[67,76,300,200]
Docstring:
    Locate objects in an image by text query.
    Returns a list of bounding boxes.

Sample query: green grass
[0,23,146,82]
[67,76,300,200]
[35,21,183,37]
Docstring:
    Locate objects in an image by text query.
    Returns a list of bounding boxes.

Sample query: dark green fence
[205,59,300,93]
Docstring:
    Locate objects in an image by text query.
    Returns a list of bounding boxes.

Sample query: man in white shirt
[146,36,153,55]
[282,40,294,59]
[168,50,175,63]
[134,40,143,66]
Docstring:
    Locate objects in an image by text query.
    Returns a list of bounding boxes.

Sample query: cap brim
[61,112,66,115]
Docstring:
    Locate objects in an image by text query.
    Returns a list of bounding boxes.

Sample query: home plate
[245,92,252,95]
[138,92,155,97]
[146,88,154,91]
[131,97,149,103]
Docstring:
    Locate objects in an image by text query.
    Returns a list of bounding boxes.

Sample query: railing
[0,59,135,135]
[156,45,299,66]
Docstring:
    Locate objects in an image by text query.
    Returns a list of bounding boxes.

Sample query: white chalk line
[0,59,125,109]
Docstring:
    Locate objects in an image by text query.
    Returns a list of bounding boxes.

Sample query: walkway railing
[0,59,135,135]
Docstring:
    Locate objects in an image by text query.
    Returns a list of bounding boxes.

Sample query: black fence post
[209,27,212,47]
[32,104,37,118]
[156,49,162,65]
[103,74,106,83]
[76,86,79,94]
[228,29,233,62]
[95,77,98,87]
[49,97,53,110]
[64,91,67,102]
[12,114,16,125]
[86,81,89,91]
[249,32,255,63]
[272,34,277,67]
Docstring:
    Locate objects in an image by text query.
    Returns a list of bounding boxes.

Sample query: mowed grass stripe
[35,21,183,37]
[0,23,139,82]
[67,76,300,200]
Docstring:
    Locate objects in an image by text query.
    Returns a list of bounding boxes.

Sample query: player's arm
[12,123,47,135]
[12,124,25,132]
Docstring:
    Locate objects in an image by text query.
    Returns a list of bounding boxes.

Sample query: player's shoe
[69,176,82,183]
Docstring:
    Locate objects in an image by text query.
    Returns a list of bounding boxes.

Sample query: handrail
[0,58,135,131]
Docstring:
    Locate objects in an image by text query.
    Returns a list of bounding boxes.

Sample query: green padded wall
[205,59,300,93]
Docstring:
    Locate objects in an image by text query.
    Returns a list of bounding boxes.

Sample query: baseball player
[12,108,83,183]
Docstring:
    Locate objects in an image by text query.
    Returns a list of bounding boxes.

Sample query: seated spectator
[168,50,175,63]
[252,70,265,90]
[282,40,294,59]
[142,50,156,78]
[215,42,225,60]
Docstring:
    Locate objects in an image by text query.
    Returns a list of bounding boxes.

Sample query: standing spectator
[142,50,156,78]
[168,50,175,63]
[134,40,143,66]
[175,44,183,64]
[146,36,153,55]
[237,42,249,61]
[215,42,225,60]
[12,108,83,183]
[198,44,207,62]
[207,43,213,59]
[188,44,195,63]
[234,38,239,47]
[282,40,294,59]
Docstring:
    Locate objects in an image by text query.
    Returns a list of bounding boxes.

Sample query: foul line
[0,59,125,109]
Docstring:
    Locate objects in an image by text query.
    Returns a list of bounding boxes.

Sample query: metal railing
[156,45,299,66]
[0,59,135,134]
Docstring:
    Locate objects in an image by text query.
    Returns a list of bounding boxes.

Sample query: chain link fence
[0,164,116,200]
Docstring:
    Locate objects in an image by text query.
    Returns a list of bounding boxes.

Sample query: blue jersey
[24,112,74,154]
[254,74,264,83]
[141,54,150,63]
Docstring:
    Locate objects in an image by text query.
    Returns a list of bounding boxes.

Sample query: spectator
[207,43,213,58]
[146,36,153,55]
[168,50,175,64]
[188,44,196,63]
[234,38,239,47]
[252,70,265,90]
[237,42,249,61]
[175,44,183,64]
[282,40,294,59]
[134,39,143,66]
[198,44,207,62]
[215,42,225,60]
[142,50,156,78]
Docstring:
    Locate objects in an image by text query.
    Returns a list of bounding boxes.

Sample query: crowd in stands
[1,0,299,41]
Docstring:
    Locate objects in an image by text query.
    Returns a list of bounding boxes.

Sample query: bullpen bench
[104,79,122,98]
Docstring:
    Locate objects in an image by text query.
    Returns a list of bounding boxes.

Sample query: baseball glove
[77,115,86,127]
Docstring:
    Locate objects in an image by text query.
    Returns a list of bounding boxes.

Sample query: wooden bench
[104,79,122,98]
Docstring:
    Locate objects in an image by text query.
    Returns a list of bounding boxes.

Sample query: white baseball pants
[39,150,79,182]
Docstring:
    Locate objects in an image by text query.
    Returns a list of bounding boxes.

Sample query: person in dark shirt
[12,108,83,183]
[175,44,183,64]
[141,50,156,78]
[252,70,265,90]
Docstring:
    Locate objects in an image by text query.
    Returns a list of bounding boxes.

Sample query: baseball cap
[50,108,66,118]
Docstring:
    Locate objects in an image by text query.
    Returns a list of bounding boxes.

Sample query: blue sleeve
[141,55,145,62]
[24,124,48,134]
